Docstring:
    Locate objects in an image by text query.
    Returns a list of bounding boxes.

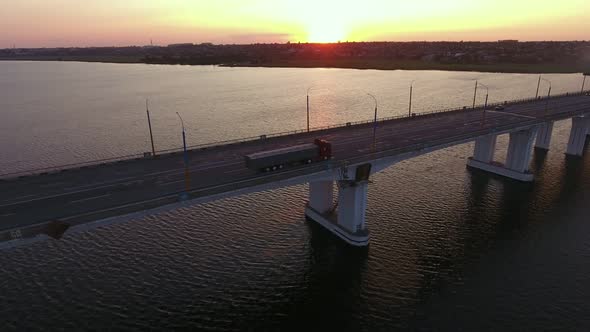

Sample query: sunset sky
[1,0,589,48]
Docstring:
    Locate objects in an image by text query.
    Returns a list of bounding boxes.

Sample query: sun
[307,23,348,43]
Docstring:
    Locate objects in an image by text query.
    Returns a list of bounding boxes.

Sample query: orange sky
[0,0,588,47]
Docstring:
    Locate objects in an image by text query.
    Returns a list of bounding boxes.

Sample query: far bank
[1,56,588,74]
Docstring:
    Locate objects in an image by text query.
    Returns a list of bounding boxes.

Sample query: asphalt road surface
[1,94,589,243]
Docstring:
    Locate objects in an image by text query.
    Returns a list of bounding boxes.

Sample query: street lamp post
[479,83,489,109]
[582,74,587,94]
[408,80,415,117]
[478,83,490,126]
[306,87,311,132]
[367,93,378,152]
[472,80,478,109]
[176,112,191,198]
[146,99,156,157]
[535,75,541,99]
[541,78,551,116]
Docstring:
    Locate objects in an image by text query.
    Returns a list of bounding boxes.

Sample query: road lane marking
[40,181,67,188]
[224,169,246,175]
[0,194,36,203]
[0,213,16,217]
[486,110,537,119]
[63,176,136,191]
[69,194,111,204]
[0,194,39,206]
[158,179,186,186]
[0,182,132,208]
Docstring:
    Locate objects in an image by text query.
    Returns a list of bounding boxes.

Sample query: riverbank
[220,59,589,74]
[1,56,587,74]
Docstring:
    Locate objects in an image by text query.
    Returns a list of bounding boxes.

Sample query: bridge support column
[467,128,537,182]
[505,128,537,175]
[565,116,590,157]
[535,122,554,150]
[305,180,369,247]
[472,134,497,163]
[308,181,334,213]
[337,181,369,235]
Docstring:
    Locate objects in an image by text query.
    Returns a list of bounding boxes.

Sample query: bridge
[1,92,589,247]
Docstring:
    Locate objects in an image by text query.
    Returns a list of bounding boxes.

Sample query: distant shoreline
[0,56,587,74]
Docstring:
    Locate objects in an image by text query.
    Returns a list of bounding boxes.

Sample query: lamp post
[535,75,541,99]
[478,83,489,109]
[176,112,190,198]
[472,80,478,109]
[146,99,156,157]
[306,87,311,132]
[541,78,551,116]
[582,74,587,94]
[408,80,415,117]
[477,83,490,126]
[367,93,378,152]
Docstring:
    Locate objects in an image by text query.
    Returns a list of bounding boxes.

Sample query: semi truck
[245,139,332,172]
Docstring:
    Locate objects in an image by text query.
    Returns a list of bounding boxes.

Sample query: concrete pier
[472,135,497,163]
[308,181,334,213]
[337,181,369,234]
[467,128,537,182]
[505,128,538,174]
[305,180,370,246]
[535,122,554,150]
[565,116,590,157]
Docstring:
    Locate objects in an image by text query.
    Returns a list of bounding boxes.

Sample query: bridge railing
[1,90,586,180]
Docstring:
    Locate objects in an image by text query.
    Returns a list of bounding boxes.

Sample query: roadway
[1,94,589,243]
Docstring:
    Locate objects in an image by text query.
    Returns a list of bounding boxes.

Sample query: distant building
[498,40,519,43]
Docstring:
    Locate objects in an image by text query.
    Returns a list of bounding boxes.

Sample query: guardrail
[1,89,587,180]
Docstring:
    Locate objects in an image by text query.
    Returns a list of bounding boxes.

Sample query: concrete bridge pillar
[305,178,370,246]
[535,122,554,150]
[505,128,538,174]
[566,116,590,157]
[337,181,369,234]
[473,134,497,163]
[308,181,334,213]
[467,127,537,182]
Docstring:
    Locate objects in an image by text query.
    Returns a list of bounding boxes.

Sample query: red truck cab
[315,139,332,160]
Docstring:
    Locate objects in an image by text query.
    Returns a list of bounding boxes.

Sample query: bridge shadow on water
[412,146,590,330]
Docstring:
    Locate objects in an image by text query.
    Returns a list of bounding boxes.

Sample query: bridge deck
[1,94,589,243]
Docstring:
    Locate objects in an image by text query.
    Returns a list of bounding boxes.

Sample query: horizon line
[4,39,590,50]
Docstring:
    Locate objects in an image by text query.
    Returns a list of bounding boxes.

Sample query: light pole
[472,80,478,109]
[478,83,489,109]
[306,87,311,132]
[478,83,490,126]
[146,99,156,157]
[176,112,190,198]
[541,78,552,116]
[535,75,541,99]
[367,93,378,152]
[582,74,587,94]
[408,80,415,117]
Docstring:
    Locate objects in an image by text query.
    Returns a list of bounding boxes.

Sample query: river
[0,61,589,330]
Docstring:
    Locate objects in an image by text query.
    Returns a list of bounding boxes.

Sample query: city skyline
[1,0,589,48]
